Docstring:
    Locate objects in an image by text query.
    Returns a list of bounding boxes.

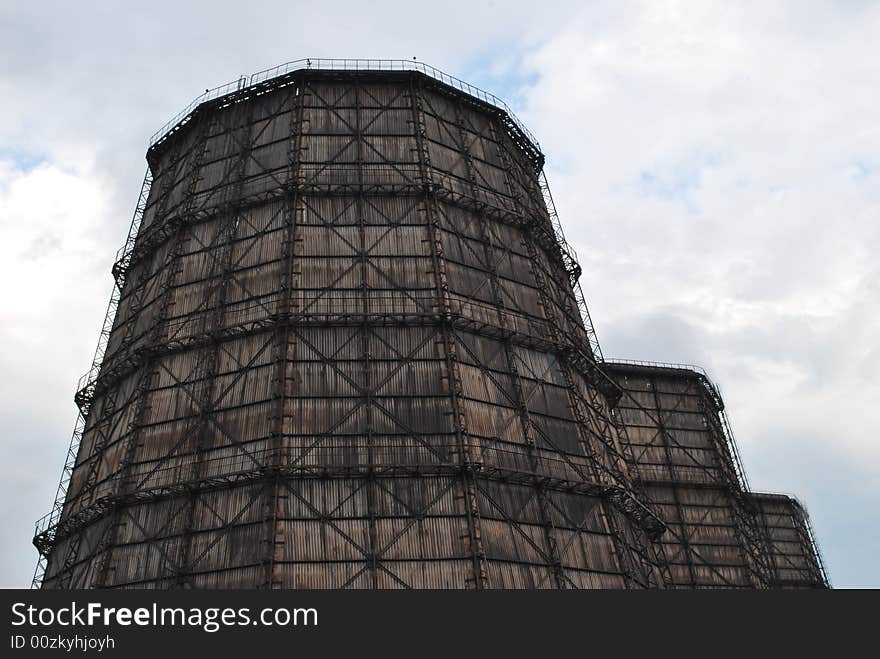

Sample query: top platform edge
[148,58,541,155]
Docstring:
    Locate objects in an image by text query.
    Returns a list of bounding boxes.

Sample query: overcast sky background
[1,0,877,588]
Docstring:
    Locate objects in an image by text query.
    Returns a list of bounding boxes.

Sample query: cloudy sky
[1,0,877,588]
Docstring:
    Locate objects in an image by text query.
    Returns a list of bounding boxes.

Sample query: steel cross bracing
[263,75,306,590]
[35,69,659,588]
[36,298,650,582]
[63,124,201,544]
[69,312,605,433]
[452,93,566,588]
[138,89,266,589]
[759,510,812,587]
[103,76,596,422]
[633,370,768,588]
[609,359,751,490]
[104,188,591,369]
[34,450,663,569]
[650,375,759,587]
[47,113,218,589]
[68,68,590,427]
[650,380,716,587]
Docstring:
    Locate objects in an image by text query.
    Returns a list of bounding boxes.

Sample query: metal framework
[34,65,666,589]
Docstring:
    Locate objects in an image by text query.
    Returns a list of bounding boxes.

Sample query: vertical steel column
[264,76,306,589]
[172,97,256,589]
[409,75,488,589]
[353,77,380,588]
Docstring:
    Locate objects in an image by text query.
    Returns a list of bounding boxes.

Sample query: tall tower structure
[33,60,666,589]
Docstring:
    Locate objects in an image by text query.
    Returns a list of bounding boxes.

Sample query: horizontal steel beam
[35,460,666,557]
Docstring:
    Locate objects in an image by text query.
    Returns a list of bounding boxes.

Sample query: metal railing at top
[603,358,711,380]
[149,58,540,151]
[603,358,726,410]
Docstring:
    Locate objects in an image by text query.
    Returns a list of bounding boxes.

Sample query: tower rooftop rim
[147,58,542,158]
[604,359,727,411]
[603,359,715,384]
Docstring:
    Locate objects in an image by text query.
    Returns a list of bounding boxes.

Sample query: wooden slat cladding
[42,70,661,589]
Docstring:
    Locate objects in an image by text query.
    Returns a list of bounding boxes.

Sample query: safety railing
[31,170,154,588]
[538,170,603,361]
[149,58,540,151]
[72,170,153,415]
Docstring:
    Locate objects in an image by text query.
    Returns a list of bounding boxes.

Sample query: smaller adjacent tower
[605,361,828,589]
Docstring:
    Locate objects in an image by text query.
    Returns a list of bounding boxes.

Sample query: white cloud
[515,1,880,586]
[0,157,123,587]
[0,159,115,406]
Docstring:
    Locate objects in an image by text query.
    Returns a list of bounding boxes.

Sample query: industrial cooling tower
[33,60,668,589]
